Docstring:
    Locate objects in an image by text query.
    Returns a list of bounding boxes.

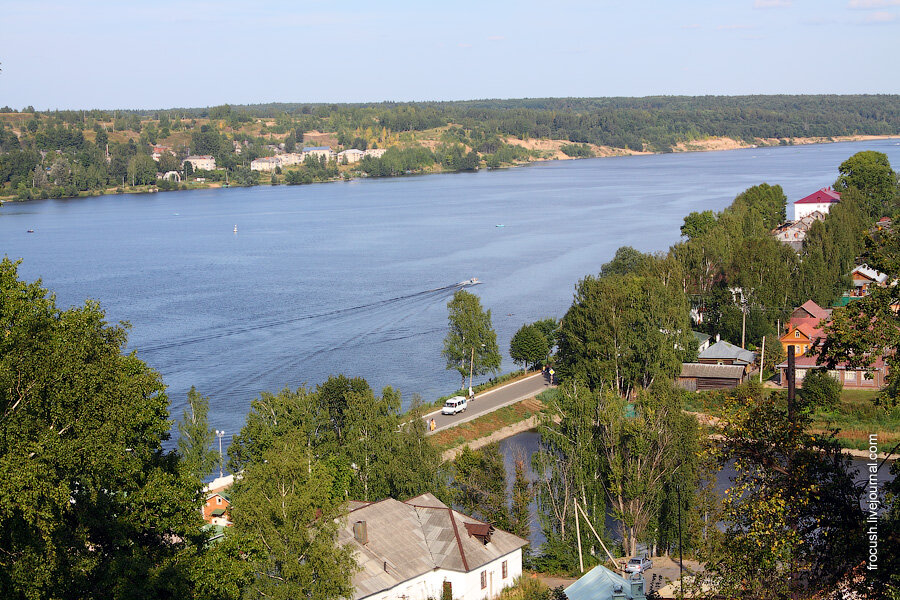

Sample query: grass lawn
[429,396,545,454]
[813,389,900,451]
[684,387,900,451]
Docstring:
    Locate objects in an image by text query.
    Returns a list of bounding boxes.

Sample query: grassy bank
[429,396,546,454]
[684,387,900,451]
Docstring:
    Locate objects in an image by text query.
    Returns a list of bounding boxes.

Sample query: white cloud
[848,0,900,8]
[864,10,897,20]
[754,0,791,8]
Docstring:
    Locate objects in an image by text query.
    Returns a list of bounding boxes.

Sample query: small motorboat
[27,229,34,233]
[458,277,481,287]
[233,225,238,233]
[495,224,505,228]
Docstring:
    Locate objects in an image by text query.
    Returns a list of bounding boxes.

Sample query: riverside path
[422,371,554,434]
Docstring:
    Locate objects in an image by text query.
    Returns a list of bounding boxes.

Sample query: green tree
[557,273,693,397]
[701,384,865,599]
[680,210,717,240]
[509,323,549,370]
[798,369,841,409]
[126,152,157,186]
[834,150,898,216]
[452,444,510,529]
[177,386,219,481]
[229,437,356,600]
[442,290,501,388]
[600,246,651,278]
[509,449,532,545]
[0,258,203,599]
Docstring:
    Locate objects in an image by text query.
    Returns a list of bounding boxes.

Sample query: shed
[697,340,756,367]
[564,565,646,600]
[678,363,745,391]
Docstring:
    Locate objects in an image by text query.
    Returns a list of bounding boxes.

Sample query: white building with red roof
[793,187,841,221]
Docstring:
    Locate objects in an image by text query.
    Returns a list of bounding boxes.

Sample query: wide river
[3,139,900,438]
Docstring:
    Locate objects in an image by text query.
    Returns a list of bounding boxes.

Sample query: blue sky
[1,0,898,110]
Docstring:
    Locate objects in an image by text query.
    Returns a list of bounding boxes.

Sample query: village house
[693,331,712,354]
[793,187,841,221]
[338,148,366,164]
[302,146,336,161]
[777,299,889,388]
[698,340,756,370]
[849,264,889,298]
[250,156,281,172]
[364,148,387,158]
[678,362,747,391]
[183,155,216,171]
[340,493,527,600]
[771,210,827,251]
[279,152,303,167]
[202,491,232,527]
[150,145,173,161]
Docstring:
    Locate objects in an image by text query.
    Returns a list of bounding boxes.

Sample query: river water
[2,140,900,437]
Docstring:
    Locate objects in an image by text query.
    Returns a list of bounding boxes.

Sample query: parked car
[624,556,653,573]
[441,395,468,415]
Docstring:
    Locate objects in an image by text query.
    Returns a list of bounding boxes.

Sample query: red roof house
[794,187,841,220]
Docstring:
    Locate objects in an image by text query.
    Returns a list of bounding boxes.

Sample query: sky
[0,0,898,110]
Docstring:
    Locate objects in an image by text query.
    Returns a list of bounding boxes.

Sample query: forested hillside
[2,95,899,200]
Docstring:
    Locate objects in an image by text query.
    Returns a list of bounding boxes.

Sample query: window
[844,370,856,383]
[481,571,487,589]
[216,497,222,505]
[795,331,800,338]
[502,561,508,579]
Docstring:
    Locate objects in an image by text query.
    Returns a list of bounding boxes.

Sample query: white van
[441,395,468,415]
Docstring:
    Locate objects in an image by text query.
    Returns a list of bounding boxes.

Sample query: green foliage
[0,258,204,599]
[452,444,511,529]
[799,369,842,409]
[229,437,356,600]
[835,150,898,216]
[177,386,219,481]
[560,144,594,158]
[680,210,717,240]
[600,246,652,278]
[509,323,549,370]
[701,385,865,599]
[228,378,447,504]
[557,272,693,397]
[510,451,532,544]
[442,290,502,387]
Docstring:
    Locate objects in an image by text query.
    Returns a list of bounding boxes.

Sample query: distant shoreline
[3,134,900,205]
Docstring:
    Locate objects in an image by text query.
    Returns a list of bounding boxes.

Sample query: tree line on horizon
[3,94,900,201]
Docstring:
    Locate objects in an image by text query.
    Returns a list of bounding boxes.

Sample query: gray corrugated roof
[680,362,745,379]
[698,340,756,364]
[565,564,645,600]
[339,493,527,599]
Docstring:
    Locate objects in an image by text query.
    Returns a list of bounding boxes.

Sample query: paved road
[423,372,554,434]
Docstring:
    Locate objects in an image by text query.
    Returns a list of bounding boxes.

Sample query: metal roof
[338,493,528,599]
[565,564,646,600]
[680,362,745,379]
[698,340,756,365]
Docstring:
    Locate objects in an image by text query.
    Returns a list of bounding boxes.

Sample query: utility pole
[574,497,584,573]
[216,430,225,478]
[759,335,766,383]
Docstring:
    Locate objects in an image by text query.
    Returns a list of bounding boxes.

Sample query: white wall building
[302,146,335,161]
[364,148,387,158]
[250,157,280,172]
[793,187,841,221]
[183,155,216,171]
[340,493,527,600]
[338,149,366,164]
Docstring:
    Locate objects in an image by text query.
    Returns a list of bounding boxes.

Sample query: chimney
[716,333,721,343]
[353,520,368,545]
